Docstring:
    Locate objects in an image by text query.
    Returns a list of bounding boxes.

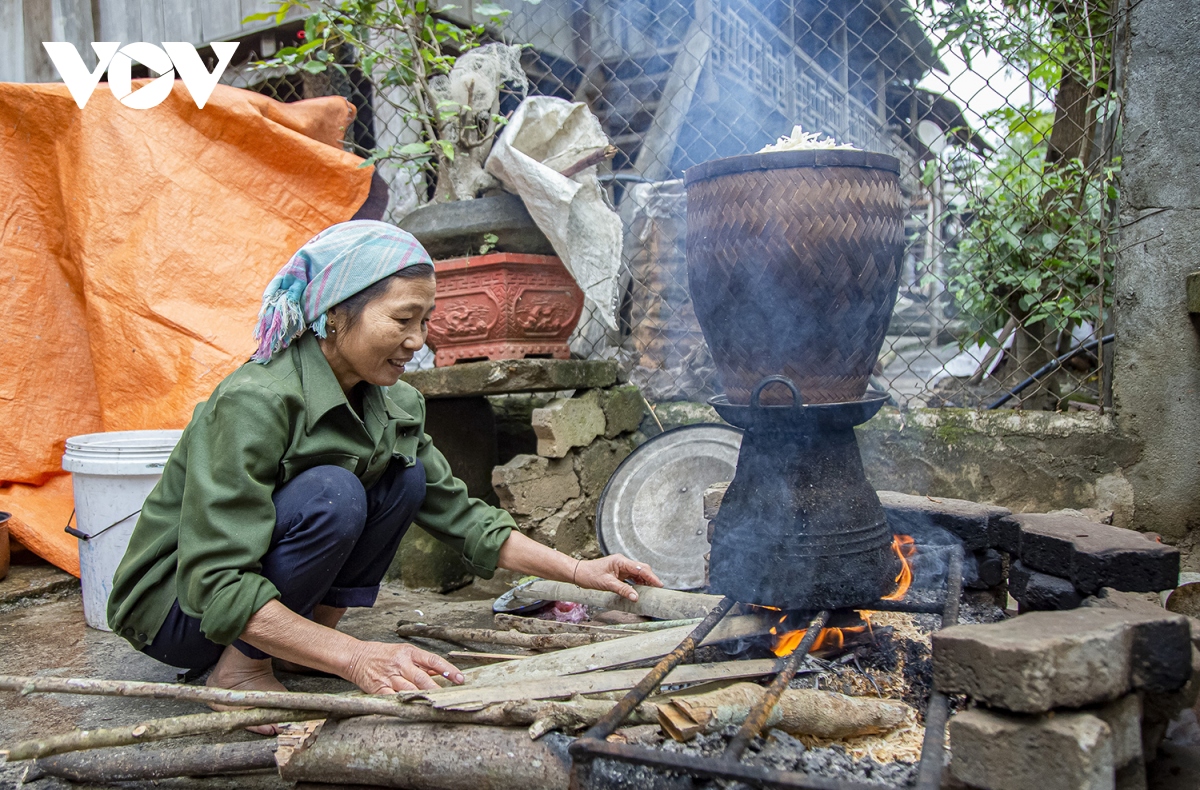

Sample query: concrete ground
[2,560,1199,789]
[0,560,495,790]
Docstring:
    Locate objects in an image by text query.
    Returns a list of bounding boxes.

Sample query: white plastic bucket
[62,430,183,630]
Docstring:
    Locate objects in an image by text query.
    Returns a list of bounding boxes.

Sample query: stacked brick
[999,513,1179,612]
[491,386,645,559]
[935,596,1199,790]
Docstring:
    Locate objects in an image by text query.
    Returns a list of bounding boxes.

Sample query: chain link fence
[221,0,1122,411]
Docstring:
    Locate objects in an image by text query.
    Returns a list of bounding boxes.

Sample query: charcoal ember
[1009,560,1083,612]
[1013,513,1180,594]
[901,640,933,717]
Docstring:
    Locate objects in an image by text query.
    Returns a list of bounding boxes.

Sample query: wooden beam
[631,17,712,181]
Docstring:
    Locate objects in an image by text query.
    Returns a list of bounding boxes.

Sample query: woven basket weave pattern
[686,164,904,404]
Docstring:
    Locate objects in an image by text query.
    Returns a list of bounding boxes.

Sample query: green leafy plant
[244,1,528,198]
[478,232,499,255]
[947,129,1117,340]
[918,0,1120,396]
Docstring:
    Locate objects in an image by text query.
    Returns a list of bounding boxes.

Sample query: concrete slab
[401,359,618,398]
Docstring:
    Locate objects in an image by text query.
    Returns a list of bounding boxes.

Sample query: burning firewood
[656,682,910,742]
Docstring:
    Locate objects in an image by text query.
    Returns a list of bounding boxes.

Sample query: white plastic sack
[486,96,622,331]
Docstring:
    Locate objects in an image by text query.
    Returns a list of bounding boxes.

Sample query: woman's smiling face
[323,274,437,394]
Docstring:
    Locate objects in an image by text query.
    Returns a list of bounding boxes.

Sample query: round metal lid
[596,424,743,590]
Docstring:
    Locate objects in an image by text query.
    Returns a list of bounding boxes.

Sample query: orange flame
[880,534,916,601]
[770,611,875,657]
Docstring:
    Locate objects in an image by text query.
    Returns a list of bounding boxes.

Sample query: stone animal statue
[429,43,528,202]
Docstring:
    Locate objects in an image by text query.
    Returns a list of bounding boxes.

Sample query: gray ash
[650,726,917,788]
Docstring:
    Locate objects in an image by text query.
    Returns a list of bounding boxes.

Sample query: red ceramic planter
[426,253,585,366]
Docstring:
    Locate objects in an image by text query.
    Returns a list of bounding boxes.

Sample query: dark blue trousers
[141,460,426,670]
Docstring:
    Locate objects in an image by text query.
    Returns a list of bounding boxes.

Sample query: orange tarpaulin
[0,82,373,575]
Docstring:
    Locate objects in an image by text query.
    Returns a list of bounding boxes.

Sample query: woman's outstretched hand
[573,553,663,602]
[345,640,465,694]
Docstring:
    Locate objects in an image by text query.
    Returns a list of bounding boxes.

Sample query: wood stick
[515,580,725,620]
[969,316,1018,385]
[23,741,276,783]
[0,675,648,740]
[447,651,529,663]
[492,613,633,636]
[3,707,324,762]
[605,617,704,632]
[462,613,776,686]
[0,675,414,720]
[419,659,780,711]
[658,682,911,742]
[493,614,703,635]
[398,623,623,650]
[557,145,618,178]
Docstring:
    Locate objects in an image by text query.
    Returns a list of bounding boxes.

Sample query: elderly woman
[108,221,660,701]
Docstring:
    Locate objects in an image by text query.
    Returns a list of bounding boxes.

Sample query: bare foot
[207,645,288,735]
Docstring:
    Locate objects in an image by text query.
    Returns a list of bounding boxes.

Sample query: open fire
[769,534,916,657]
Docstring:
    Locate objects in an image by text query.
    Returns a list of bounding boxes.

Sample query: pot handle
[750,375,804,410]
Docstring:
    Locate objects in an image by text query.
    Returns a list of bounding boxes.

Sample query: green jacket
[107,332,514,649]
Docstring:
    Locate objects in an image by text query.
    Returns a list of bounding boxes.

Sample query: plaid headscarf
[252,220,432,363]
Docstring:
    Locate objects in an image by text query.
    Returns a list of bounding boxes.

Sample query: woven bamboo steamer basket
[685,149,905,405]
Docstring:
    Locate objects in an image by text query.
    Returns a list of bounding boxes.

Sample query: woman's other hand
[574,554,663,602]
[346,640,465,694]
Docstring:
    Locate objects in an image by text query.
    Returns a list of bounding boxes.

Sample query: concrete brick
[876,491,1012,551]
[933,607,1193,713]
[1014,513,1180,594]
[491,454,580,519]
[1010,560,1083,612]
[1087,587,1200,650]
[1092,695,1143,767]
[531,390,606,458]
[1114,760,1146,790]
[573,437,635,498]
[948,707,1114,790]
[967,548,1005,590]
[597,385,646,438]
[1140,646,1200,758]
